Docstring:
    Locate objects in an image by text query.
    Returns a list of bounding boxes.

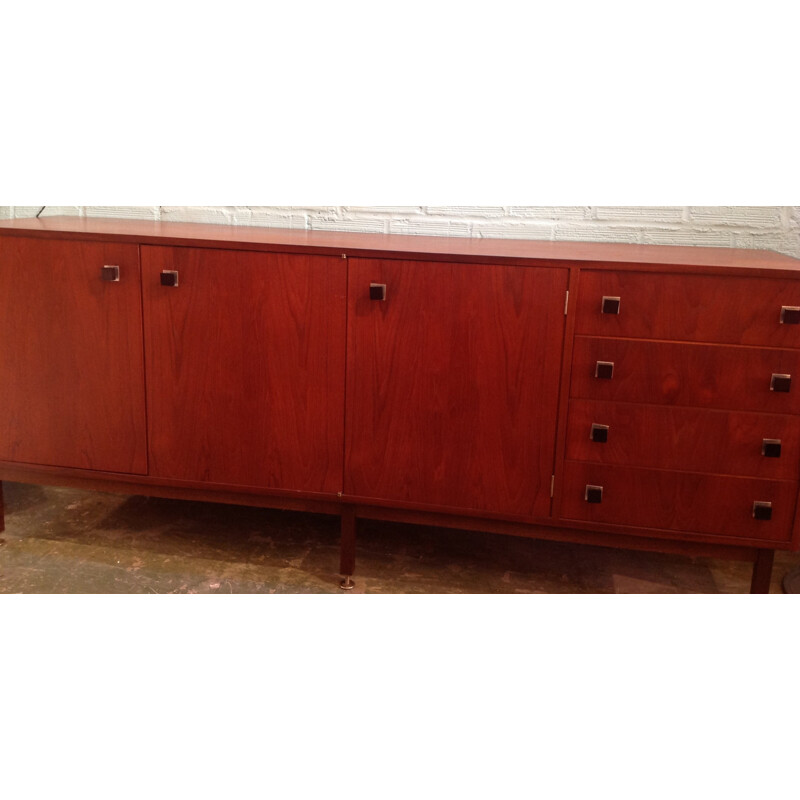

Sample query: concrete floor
[1,480,798,593]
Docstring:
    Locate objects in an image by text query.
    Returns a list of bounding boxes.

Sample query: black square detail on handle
[601,296,621,315]
[591,424,609,443]
[595,361,614,380]
[762,439,782,458]
[161,271,179,287]
[585,485,603,504]
[771,374,791,393]
[369,283,386,301]
[781,306,800,325]
[101,265,120,282]
[753,501,772,521]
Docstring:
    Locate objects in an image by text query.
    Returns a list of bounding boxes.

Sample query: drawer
[565,400,800,480]
[559,463,797,543]
[574,271,800,347]
[571,336,800,414]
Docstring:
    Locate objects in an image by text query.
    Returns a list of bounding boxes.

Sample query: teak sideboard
[2,216,800,593]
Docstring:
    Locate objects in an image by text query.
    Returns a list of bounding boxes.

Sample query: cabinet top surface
[1,215,800,273]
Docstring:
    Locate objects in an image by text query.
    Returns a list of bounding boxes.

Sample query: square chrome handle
[595,361,614,380]
[771,373,791,393]
[780,306,800,324]
[369,283,387,301]
[161,270,179,287]
[101,265,120,282]
[585,485,603,503]
[762,439,782,458]
[590,423,609,443]
[601,296,621,315]
[753,501,773,521]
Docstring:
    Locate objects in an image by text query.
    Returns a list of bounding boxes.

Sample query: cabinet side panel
[0,237,147,474]
[345,259,567,518]
[141,246,347,494]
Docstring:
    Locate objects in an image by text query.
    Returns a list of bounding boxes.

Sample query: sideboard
[2,215,799,592]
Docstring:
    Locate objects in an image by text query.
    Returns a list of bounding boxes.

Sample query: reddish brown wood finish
[551,267,583,518]
[0,237,147,473]
[2,216,800,275]
[1,218,799,592]
[559,462,797,543]
[0,461,343,515]
[571,337,800,414]
[141,246,347,494]
[565,400,800,480]
[344,259,567,518]
[575,271,800,347]
[350,502,762,561]
[750,549,775,593]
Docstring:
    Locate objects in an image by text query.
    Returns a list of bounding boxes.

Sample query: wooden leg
[339,506,356,590]
[750,549,775,594]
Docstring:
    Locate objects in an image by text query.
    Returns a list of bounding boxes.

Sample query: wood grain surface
[1,216,799,274]
[570,336,800,413]
[564,399,800,479]
[559,462,797,542]
[142,246,347,493]
[0,237,147,473]
[344,258,567,517]
[574,270,800,346]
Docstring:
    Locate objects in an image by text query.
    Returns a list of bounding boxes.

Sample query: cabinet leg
[340,506,356,590]
[750,549,775,594]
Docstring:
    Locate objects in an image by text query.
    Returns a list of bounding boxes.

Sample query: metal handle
[161,270,179,288]
[101,265,120,282]
[595,361,614,380]
[780,306,800,325]
[770,373,791,393]
[590,424,609,443]
[584,485,603,503]
[762,439,782,458]
[369,283,386,301]
[753,501,773,521]
[601,296,621,315]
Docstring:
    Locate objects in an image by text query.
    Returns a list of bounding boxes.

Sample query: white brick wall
[2,206,799,258]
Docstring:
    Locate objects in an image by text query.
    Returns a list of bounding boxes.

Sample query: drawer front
[560,463,797,543]
[565,400,800,480]
[575,271,800,347]
[571,337,800,413]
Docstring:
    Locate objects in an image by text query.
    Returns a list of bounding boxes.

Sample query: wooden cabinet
[0,236,147,474]
[2,216,800,592]
[141,246,347,494]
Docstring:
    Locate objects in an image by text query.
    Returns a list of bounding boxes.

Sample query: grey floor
[1,481,798,593]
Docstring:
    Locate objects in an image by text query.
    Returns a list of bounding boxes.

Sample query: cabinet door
[345,259,567,518]
[141,246,346,494]
[0,237,147,473]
